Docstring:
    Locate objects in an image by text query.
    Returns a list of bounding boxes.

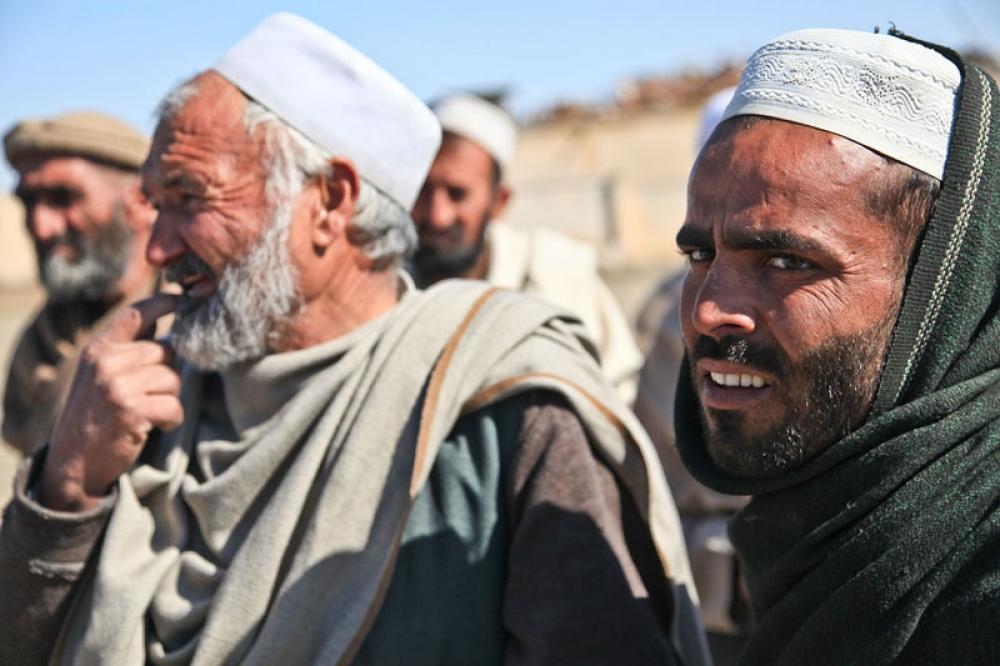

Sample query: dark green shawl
[675,41,1000,665]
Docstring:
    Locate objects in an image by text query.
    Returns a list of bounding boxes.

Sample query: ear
[489,183,512,219]
[313,157,360,249]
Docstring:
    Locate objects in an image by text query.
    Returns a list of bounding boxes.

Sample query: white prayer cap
[697,86,737,150]
[433,94,517,174]
[722,29,960,179]
[214,12,441,210]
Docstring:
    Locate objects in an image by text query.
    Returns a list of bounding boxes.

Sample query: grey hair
[242,99,416,268]
[154,78,416,268]
[154,79,199,125]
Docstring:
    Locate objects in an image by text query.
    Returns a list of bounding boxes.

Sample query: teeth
[709,371,768,388]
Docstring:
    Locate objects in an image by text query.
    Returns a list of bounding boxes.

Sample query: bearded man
[673,28,1000,664]
[0,13,707,665]
[411,94,643,402]
[3,112,157,455]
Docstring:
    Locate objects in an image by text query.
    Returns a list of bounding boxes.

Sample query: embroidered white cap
[433,94,518,174]
[214,12,441,210]
[722,29,961,179]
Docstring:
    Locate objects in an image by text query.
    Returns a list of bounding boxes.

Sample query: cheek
[678,270,700,345]
[184,212,257,270]
[765,276,902,363]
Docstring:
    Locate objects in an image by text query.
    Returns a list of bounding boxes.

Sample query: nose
[27,203,67,244]
[145,212,187,268]
[415,187,455,232]
[689,264,757,340]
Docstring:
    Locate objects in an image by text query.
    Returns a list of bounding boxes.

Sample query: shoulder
[489,223,600,287]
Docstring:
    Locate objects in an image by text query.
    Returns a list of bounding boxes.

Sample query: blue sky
[1,0,997,192]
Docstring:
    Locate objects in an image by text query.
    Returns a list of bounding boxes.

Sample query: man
[673,28,1000,664]
[0,14,707,665]
[3,111,157,455]
[411,94,643,402]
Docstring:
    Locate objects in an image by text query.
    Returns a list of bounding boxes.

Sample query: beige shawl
[486,222,642,403]
[55,279,691,665]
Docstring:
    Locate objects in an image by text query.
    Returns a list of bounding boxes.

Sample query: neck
[464,240,491,281]
[273,266,401,352]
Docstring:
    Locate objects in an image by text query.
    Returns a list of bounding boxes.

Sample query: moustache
[37,229,84,257]
[165,252,215,285]
[690,335,787,377]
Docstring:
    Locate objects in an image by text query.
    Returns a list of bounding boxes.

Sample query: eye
[48,187,78,208]
[447,186,467,203]
[683,248,714,264]
[766,254,813,270]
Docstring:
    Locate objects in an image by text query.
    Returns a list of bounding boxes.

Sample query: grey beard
[40,207,133,303]
[169,202,303,370]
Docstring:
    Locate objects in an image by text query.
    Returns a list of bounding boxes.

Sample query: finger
[93,340,174,373]
[103,294,180,344]
[138,395,185,432]
[118,364,182,397]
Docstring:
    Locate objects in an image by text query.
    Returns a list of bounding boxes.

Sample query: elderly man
[3,112,157,455]
[673,28,1000,664]
[411,94,643,402]
[0,13,707,665]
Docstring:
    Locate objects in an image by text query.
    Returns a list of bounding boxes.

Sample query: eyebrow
[163,171,205,193]
[675,225,826,254]
[143,170,205,200]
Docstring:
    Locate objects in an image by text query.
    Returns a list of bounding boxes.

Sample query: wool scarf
[53,280,692,665]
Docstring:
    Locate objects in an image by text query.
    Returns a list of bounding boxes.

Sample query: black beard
[693,311,896,478]
[411,215,489,286]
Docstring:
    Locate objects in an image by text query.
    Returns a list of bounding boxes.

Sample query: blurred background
[0,0,998,503]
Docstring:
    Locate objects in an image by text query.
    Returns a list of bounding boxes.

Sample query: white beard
[169,201,302,370]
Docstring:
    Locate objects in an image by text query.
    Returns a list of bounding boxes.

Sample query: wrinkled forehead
[143,72,265,185]
[150,75,256,155]
[691,117,892,200]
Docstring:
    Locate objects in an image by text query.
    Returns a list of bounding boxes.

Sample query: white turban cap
[214,12,441,210]
[722,29,961,179]
[433,94,517,174]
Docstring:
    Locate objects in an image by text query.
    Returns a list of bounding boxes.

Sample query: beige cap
[4,110,150,170]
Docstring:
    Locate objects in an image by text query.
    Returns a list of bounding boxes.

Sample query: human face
[15,155,134,301]
[411,133,505,281]
[677,118,906,477]
[143,73,301,368]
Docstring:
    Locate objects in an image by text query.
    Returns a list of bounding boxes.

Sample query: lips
[178,272,213,299]
[166,253,216,301]
[697,361,775,411]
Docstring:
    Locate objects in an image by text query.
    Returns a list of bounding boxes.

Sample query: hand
[39,294,182,512]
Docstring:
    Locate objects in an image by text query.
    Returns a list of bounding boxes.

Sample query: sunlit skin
[13,153,155,302]
[40,71,400,512]
[411,133,510,282]
[142,71,400,351]
[677,118,906,475]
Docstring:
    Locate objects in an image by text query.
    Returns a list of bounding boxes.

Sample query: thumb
[103,293,180,343]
